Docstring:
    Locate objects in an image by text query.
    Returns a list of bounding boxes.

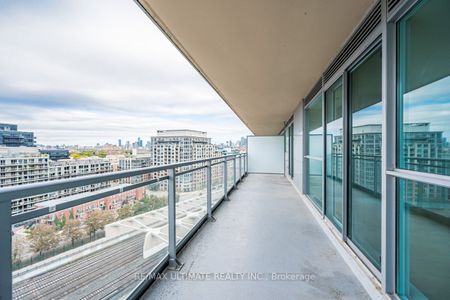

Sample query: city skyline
[0,0,251,146]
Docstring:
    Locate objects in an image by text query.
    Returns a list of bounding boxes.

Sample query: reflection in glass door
[325,78,343,230]
[396,0,450,298]
[348,46,382,270]
[304,94,323,209]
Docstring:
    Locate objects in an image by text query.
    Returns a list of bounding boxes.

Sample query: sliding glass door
[304,95,323,209]
[348,46,382,270]
[325,78,343,230]
[396,0,450,298]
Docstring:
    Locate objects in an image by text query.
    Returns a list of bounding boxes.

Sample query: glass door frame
[303,92,325,214]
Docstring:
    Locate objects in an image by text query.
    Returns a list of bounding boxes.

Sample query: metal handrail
[0,154,244,202]
[0,153,248,299]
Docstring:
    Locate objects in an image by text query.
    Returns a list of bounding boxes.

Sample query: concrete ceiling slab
[137,0,375,135]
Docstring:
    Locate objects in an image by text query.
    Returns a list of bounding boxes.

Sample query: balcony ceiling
[137,0,375,135]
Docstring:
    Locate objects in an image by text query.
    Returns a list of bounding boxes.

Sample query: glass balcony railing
[0,154,247,300]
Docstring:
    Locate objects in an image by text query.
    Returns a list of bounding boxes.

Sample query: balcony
[141,173,372,299]
[0,153,382,300]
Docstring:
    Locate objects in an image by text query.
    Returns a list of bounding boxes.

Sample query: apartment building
[48,157,112,199]
[119,155,153,183]
[151,130,221,191]
[0,123,35,147]
[0,147,49,214]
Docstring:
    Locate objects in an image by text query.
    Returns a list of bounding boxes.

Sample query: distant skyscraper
[118,139,122,147]
[0,123,35,147]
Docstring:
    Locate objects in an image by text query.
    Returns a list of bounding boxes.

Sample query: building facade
[151,130,221,191]
[0,123,35,147]
[39,149,70,161]
[0,147,50,214]
[48,157,112,199]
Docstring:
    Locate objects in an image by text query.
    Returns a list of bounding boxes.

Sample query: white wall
[248,136,284,174]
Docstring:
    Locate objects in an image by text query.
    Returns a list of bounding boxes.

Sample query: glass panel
[397,179,450,299]
[285,130,290,175]
[289,124,294,177]
[325,78,343,230]
[397,1,450,298]
[176,169,207,243]
[234,159,239,184]
[348,47,382,270]
[398,0,450,176]
[305,94,323,209]
[227,160,234,191]
[212,163,225,205]
[12,181,168,299]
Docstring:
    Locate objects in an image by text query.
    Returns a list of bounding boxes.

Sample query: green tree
[63,219,85,246]
[132,195,167,216]
[54,214,66,230]
[117,205,134,220]
[27,224,60,255]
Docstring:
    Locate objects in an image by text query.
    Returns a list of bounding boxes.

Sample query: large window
[397,0,450,176]
[305,95,323,209]
[397,0,450,298]
[348,46,382,270]
[325,78,343,230]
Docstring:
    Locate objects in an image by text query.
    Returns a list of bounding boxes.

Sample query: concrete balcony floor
[142,174,371,299]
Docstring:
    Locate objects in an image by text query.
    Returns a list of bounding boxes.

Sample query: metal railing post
[206,160,215,222]
[233,157,237,189]
[223,159,229,201]
[0,200,12,300]
[167,168,183,270]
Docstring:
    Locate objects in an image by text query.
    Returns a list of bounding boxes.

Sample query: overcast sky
[0,0,251,146]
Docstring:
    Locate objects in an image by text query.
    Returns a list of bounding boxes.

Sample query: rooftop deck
[142,174,372,299]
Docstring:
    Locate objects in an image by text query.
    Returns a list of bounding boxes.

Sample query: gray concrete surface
[142,174,370,300]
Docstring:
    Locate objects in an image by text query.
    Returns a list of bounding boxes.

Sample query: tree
[27,224,60,255]
[54,214,66,230]
[85,210,115,238]
[69,209,75,220]
[12,237,25,264]
[63,219,85,246]
[117,205,134,220]
[132,195,167,216]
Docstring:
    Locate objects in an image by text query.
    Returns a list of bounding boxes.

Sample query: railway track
[13,234,145,300]
[12,192,218,300]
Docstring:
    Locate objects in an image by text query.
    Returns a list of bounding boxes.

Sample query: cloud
[0,0,251,145]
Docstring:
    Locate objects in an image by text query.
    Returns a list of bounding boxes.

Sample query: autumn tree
[63,219,85,246]
[12,237,25,264]
[117,205,134,220]
[85,210,115,238]
[27,224,60,255]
